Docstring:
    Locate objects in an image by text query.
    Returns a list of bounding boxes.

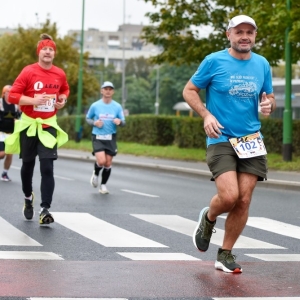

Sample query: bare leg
[207,171,239,222]
[4,154,13,170]
[222,172,257,250]
[95,151,108,167]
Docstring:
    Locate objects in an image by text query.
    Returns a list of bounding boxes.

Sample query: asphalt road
[0,156,300,299]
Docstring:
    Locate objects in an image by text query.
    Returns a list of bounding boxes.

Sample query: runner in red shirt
[8,33,69,225]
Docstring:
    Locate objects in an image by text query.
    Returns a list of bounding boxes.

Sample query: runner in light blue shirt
[183,15,276,274]
[191,48,273,146]
[86,81,125,194]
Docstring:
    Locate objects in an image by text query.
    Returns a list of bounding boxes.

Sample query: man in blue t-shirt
[183,15,276,274]
[86,81,125,194]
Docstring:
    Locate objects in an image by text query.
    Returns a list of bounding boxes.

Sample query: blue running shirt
[86,99,125,135]
[191,49,273,146]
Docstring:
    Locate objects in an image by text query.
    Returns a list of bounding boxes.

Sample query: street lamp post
[155,66,160,115]
[121,0,126,110]
[75,0,85,142]
[283,0,292,161]
[94,70,103,87]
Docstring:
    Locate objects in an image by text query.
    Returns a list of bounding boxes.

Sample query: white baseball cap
[101,81,114,89]
[227,15,257,30]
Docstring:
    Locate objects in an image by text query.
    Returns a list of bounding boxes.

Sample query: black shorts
[92,133,117,157]
[20,126,58,162]
[206,142,268,181]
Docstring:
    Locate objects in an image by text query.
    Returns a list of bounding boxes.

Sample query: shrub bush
[57,115,300,155]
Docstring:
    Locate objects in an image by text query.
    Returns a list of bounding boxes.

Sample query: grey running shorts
[206,142,267,181]
[92,133,117,157]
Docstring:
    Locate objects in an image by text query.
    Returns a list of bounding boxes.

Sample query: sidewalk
[58,149,300,192]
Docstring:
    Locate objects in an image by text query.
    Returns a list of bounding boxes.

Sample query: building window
[109,35,119,41]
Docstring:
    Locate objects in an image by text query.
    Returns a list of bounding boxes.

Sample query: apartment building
[68,24,159,71]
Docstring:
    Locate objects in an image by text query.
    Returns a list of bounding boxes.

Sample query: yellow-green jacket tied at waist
[4,113,68,154]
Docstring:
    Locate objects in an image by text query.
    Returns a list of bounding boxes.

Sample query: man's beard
[232,43,253,53]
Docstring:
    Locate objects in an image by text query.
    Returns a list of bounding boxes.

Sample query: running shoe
[1,172,11,182]
[39,208,54,225]
[23,193,34,220]
[193,207,216,252]
[90,171,99,188]
[215,248,242,273]
[99,184,109,194]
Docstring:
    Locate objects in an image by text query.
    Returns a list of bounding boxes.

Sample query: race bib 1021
[229,132,267,159]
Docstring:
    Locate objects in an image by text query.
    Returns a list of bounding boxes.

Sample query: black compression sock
[94,162,103,176]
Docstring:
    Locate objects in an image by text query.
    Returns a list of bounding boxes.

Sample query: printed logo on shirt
[228,75,257,99]
[34,81,60,91]
[99,113,114,120]
[34,81,44,91]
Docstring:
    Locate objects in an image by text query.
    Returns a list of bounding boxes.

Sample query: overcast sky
[0,0,156,36]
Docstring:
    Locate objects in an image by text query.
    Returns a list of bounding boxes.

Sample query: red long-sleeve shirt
[8,63,69,119]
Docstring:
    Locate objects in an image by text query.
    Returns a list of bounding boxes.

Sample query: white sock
[40,207,49,213]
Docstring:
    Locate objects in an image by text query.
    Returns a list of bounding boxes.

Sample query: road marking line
[121,189,159,197]
[131,214,285,249]
[214,298,300,300]
[245,217,300,240]
[30,298,128,300]
[245,254,300,261]
[0,251,63,260]
[10,166,20,170]
[118,252,200,260]
[53,212,167,248]
[0,217,41,246]
[54,175,74,180]
[11,166,73,180]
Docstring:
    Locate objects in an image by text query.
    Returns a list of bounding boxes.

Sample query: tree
[125,56,151,80]
[0,20,99,115]
[89,57,155,114]
[148,63,200,115]
[115,76,154,114]
[142,0,300,66]
[89,63,122,103]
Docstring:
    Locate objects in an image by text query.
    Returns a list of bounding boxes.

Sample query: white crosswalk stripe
[246,217,300,239]
[213,298,300,300]
[245,253,300,261]
[0,217,41,246]
[29,298,128,300]
[131,214,285,249]
[0,251,63,260]
[117,252,200,260]
[53,212,167,248]
[0,213,299,262]
[0,217,63,260]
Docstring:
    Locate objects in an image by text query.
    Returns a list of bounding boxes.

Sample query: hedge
[57,115,300,155]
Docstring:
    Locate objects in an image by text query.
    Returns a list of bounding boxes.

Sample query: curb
[58,152,300,192]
